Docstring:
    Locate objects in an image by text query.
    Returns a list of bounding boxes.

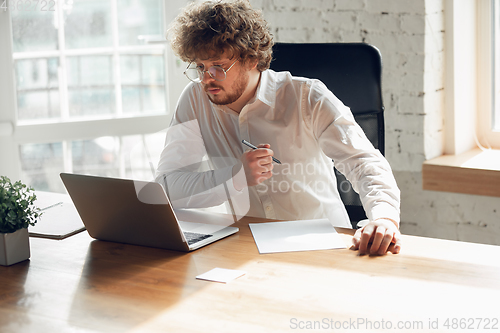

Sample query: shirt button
[266,206,272,211]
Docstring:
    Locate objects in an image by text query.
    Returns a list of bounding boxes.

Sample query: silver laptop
[60,173,238,252]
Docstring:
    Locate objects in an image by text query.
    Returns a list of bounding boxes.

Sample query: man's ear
[243,58,258,70]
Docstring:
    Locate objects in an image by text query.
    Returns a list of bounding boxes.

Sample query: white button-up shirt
[155,69,400,228]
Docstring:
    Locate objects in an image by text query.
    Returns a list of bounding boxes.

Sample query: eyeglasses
[183,59,238,83]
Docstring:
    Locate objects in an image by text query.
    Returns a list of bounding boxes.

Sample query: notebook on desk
[59,173,238,252]
[29,202,86,239]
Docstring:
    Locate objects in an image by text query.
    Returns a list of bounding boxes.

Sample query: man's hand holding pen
[232,142,276,190]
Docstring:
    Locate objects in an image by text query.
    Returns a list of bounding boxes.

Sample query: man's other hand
[352,218,401,255]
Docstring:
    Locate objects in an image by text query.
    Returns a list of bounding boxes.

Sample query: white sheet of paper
[249,219,346,254]
[196,268,246,283]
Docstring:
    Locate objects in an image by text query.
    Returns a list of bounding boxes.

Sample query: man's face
[195,56,250,107]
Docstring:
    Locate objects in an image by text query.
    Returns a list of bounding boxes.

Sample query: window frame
[476,0,500,149]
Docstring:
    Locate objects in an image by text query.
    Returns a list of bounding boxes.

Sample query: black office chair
[270,43,385,229]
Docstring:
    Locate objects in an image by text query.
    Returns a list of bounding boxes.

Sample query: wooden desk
[1,211,500,332]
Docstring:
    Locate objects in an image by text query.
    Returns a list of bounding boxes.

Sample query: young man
[155,0,401,255]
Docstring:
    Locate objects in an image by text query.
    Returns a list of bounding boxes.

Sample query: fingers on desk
[351,224,402,255]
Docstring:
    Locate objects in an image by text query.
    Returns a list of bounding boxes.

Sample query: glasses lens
[185,67,202,82]
[208,66,226,81]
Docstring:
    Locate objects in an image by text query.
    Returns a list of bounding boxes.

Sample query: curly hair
[167,0,274,72]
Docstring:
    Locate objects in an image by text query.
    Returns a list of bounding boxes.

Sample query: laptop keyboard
[183,231,213,245]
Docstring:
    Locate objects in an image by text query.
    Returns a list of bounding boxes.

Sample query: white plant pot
[0,228,30,266]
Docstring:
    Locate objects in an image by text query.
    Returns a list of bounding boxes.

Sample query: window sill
[422,148,500,197]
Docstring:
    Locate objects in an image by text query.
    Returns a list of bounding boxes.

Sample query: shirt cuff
[213,165,245,201]
[367,203,400,227]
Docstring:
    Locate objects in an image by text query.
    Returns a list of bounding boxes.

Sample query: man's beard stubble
[204,66,249,106]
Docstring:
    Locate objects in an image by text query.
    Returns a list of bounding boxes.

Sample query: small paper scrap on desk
[196,268,246,283]
[249,218,347,254]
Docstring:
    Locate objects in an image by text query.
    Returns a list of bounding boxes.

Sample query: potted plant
[0,176,41,266]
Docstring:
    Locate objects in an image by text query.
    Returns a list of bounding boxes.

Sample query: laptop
[60,173,238,252]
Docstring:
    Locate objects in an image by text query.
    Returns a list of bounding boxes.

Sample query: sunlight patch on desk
[397,234,500,268]
[125,259,500,333]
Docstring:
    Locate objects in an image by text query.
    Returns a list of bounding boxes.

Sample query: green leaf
[0,176,40,233]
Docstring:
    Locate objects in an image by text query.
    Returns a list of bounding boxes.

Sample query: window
[423,0,500,197]
[0,0,187,191]
[443,0,500,154]
[12,0,167,122]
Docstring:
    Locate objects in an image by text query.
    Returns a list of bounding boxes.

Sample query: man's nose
[201,70,214,84]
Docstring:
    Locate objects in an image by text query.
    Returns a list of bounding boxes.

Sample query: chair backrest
[270,43,385,228]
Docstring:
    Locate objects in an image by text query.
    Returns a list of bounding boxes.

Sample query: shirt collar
[255,69,276,108]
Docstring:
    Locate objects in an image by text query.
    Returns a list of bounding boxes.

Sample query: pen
[40,202,64,211]
[241,139,282,164]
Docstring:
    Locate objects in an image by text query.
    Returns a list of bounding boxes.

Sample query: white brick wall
[248,0,500,245]
[253,0,428,171]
